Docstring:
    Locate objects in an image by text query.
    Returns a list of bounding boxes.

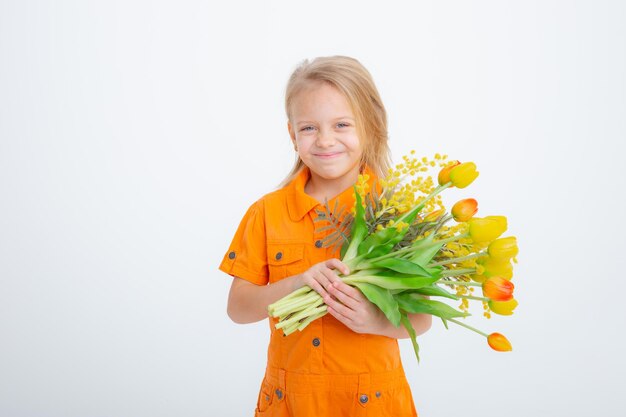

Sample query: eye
[337,122,350,128]
[300,126,315,132]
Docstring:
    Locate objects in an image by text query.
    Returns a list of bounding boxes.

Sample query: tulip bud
[438,161,461,186]
[468,216,508,243]
[488,236,519,260]
[449,162,479,189]
[423,209,445,223]
[489,298,519,316]
[451,198,478,222]
[487,333,513,351]
[482,276,514,301]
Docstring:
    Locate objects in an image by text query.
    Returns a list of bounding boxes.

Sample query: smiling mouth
[314,152,343,159]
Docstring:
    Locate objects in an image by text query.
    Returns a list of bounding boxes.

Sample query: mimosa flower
[468,216,507,243]
[482,276,514,301]
[488,236,519,260]
[478,256,514,280]
[438,160,461,186]
[489,298,519,316]
[451,198,478,222]
[487,332,512,352]
[449,162,479,189]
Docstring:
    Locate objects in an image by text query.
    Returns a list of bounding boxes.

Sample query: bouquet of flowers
[268,154,518,362]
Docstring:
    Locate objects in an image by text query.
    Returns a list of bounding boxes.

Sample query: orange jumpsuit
[219,167,419,417]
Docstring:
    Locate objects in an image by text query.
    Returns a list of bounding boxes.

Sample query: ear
[287,120,297,147]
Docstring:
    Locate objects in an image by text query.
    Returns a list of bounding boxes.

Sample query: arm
[227,258,351,324]
[227,275,301,324]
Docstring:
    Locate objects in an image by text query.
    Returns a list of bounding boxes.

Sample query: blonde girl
[220,55,431,416]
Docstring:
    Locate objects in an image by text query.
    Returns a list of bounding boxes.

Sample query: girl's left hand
[323,280,388,335]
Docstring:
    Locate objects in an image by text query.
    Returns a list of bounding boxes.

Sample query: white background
[1,1,625,416]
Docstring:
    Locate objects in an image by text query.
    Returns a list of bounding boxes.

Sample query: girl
[220,56,432,416]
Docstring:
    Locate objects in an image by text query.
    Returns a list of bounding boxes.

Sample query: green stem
[428,251,486,267]
[437,279,482,287]
[447,318,489,338]
[276,304,327,330]
[296,310,327,332]
[271,291,321,317]
[441,268,476,277]
[268,286,311,311]
[457,294,489,302]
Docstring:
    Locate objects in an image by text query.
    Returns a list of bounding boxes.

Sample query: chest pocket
[267,243,306,282]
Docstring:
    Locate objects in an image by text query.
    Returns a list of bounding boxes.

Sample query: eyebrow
[296,117,355,126]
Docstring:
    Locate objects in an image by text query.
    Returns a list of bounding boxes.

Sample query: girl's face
[288,82,363,188]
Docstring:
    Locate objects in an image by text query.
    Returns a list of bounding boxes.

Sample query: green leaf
[413,284,459,300]
[409,242,444,267]
[400,312,420,363]
[395,294,469,319]
[352,282,401,327]
[370,258,432,276]
[345,274,439,290]
[343,187,368,261]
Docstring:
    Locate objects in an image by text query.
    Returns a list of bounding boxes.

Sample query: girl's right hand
[298,259,350,298]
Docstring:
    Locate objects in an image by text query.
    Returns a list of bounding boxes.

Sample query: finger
[324,292,354,318]
[326,304,353,327]
[332,280,364,301]
[321,268,341,286]
[307,275,329,298]
[327,282,360,310]
[325,258,350,276]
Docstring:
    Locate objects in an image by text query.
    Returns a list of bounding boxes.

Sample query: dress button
[312,337,321,347]
[375,391,381,398]
[228,251,236,259]
[275,388,283,400]
[315,240,323,248]
[275,252,283,260]
[359,394,369,404]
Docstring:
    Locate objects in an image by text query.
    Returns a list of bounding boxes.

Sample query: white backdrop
[1,1,625,416]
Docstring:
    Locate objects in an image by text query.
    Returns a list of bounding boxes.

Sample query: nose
[315,128,336,148]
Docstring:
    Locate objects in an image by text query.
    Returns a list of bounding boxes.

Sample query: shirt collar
[286,165,377,222]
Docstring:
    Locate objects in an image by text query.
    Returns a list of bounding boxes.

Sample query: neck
[304,168,360,203]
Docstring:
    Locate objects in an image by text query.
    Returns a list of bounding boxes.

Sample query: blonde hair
[280,56,391,187]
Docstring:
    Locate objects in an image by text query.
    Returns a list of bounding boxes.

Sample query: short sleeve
[218,200,268,285]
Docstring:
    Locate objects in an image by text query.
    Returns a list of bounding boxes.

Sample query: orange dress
[219,167,419,417]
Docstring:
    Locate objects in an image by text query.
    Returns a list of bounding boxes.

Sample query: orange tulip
[451,198,478,222]
[482,276,514,301]
[487,332,512,352]
[438,160,461,186]
[449,162,479,188]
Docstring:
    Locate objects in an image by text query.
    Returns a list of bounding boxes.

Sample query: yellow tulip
[451,198,478,222]
[487,332,513,352]
[449,162,479,188]
[488,237,519,260]
[468,216,508,243]
[438,160,461,186]
[478,256,513,280]
[489,298,519,316]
